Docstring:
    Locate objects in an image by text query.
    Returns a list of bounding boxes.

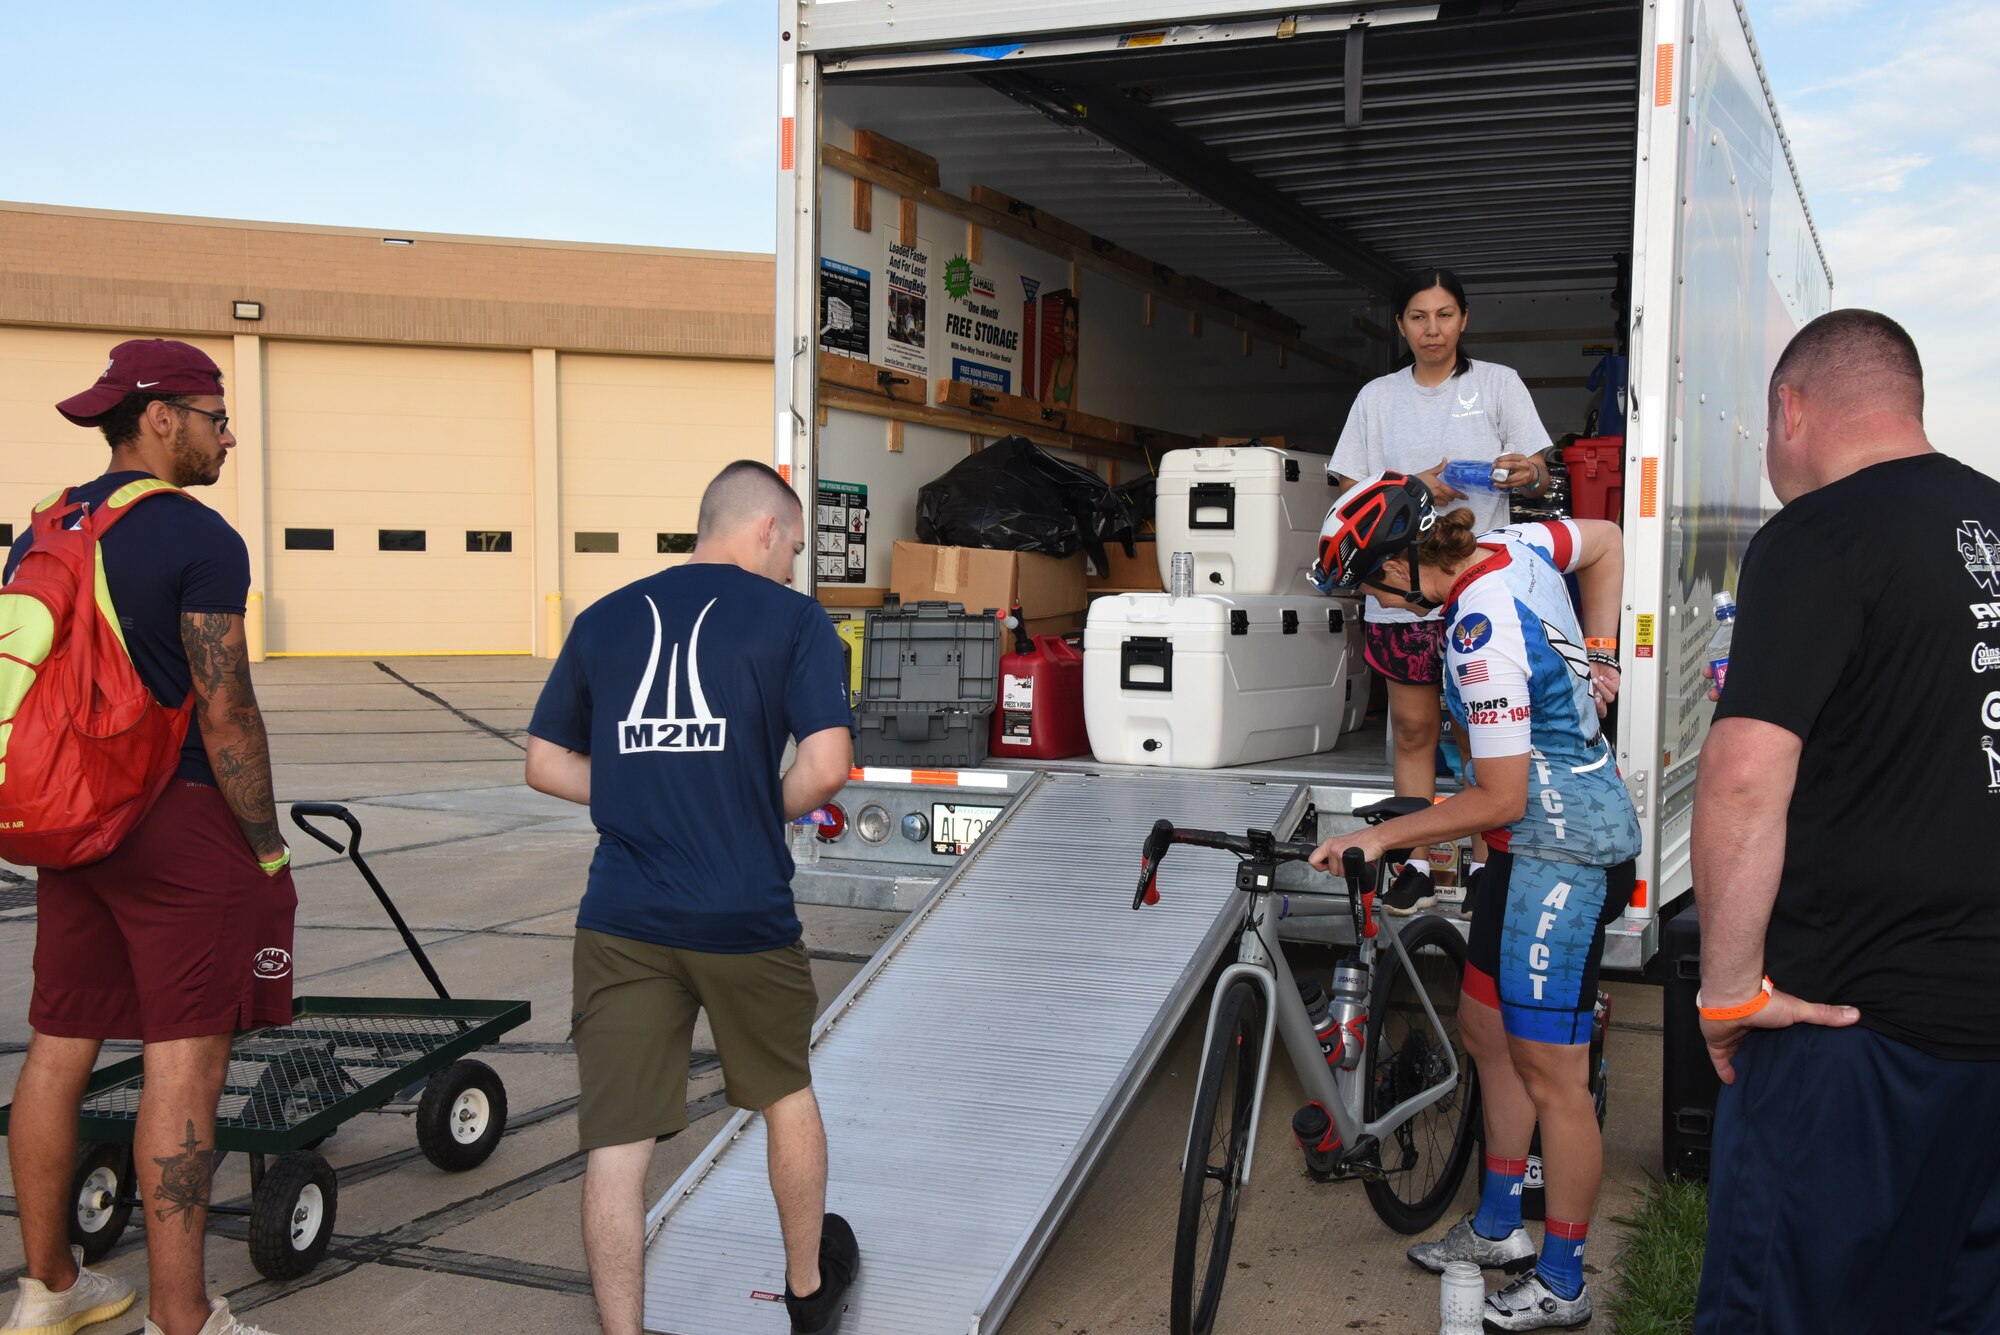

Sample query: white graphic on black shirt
[619,595,729,754]
[1958,520,2000,596]
[1984,736,2000,791]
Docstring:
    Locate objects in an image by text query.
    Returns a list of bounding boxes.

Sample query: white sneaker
[1481,1269,1592,1331]
[144,1297,278,1335]
[1407,1215,1537,1274]
[2,1247,136,1335]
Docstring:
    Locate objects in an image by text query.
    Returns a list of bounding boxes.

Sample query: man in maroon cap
[2,340,294,1335]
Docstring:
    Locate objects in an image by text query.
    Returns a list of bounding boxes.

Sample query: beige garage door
[556,353,769,629]
[0,327,240,541]
[266,341,532,654]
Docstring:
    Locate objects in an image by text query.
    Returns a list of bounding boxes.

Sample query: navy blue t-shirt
[4,471,250,785]
[528,563,852,953]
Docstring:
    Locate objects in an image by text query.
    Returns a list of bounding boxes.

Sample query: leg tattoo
[153,1120,215,1232]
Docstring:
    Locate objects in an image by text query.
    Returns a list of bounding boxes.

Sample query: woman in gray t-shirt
[1327,267,1555,907]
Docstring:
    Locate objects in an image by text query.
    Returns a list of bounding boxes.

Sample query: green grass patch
[1604,1177,1708,1335]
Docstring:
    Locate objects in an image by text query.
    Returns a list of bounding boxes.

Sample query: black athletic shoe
[785,1213,860,1335]
[1458,865,1485,918]
[1381,864,1437,917]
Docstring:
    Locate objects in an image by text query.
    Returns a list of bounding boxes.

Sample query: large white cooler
[1153,445,1335,596]
[1333,595,1370,735]
[1084,592,1348,768]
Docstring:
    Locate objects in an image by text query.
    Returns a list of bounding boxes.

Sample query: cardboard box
[1086,535,1165,591]
[1022,610,1085,640]
[890,541,1087,619]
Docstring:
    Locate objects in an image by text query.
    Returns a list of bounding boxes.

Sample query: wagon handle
[289,802,453,1002]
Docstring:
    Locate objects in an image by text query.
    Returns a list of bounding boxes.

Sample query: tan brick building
[0,201,774,657]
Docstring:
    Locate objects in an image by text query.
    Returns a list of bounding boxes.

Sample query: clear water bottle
[788,813,821,867]
[1707,591,1737,693]
[1440,1260,1485,1334]
[1438,460,1509,493]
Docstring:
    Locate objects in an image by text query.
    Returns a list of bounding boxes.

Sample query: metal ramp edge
[641,769,1304,1335]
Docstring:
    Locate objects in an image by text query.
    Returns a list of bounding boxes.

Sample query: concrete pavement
[0,656,1664,1333]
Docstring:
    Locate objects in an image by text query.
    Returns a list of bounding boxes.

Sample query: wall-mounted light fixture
[232,300,263,321]
[382,237,414,246]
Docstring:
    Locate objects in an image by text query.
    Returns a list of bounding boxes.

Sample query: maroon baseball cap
[57,339,225,427]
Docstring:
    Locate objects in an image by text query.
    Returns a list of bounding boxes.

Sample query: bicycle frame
[1182,890,1462,1187]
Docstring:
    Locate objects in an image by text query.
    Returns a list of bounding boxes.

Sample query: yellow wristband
[259,846,292,874]
[1697,976,1773,1022]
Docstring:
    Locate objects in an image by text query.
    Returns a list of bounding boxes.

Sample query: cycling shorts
[1464,849,1634,1044]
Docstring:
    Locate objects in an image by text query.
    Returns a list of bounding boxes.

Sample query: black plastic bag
[916,436,1136,572]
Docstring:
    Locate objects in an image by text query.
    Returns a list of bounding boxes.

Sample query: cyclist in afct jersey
[1307,472,1640,1332]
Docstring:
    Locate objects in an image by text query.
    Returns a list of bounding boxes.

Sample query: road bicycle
[1133,796,1480,1335]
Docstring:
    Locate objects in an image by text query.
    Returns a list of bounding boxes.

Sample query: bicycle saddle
[1354,795,1431,823]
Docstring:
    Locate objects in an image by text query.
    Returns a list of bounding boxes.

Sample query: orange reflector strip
[780,116,796,171]
[1640,457,1660,517]
[1632,879,1649,909]
[1655,45,1675,107]
[778,464,792,484]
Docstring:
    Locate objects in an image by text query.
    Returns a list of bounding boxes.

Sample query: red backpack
[0,479,194,868]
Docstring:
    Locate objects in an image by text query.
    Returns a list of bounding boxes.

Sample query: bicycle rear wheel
[1363,914,1479,1234]
[1171,978,1263,1335]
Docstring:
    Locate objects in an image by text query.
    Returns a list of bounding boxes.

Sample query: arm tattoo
[181,612,283,856]
[152,1120,216,1232]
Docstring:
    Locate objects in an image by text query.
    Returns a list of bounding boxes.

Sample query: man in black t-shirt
[1690,310,2000,1333]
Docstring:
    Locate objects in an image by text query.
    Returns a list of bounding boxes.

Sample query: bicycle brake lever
[1340,846,1379,939]
[1134,818,1175,909]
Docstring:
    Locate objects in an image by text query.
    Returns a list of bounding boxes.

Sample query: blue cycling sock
[1472,1153,1526,1238]
[1540,1217,1588,1300]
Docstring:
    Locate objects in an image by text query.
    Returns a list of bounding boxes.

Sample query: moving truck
[637,6,1833,1328]
[773,0,1830,973]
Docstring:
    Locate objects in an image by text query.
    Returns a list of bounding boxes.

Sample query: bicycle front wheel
[1171,978,1263,1335]
[1363,914,1479,1234]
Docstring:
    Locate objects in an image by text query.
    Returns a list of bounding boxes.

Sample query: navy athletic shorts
[1698,1023,2000,1334]
[1464,849,1633,1044]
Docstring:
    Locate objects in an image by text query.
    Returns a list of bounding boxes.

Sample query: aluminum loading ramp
[642,770,1302,1334]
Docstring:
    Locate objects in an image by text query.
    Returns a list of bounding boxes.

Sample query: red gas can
[991,612,1089,760]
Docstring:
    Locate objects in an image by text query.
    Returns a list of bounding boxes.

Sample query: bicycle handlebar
[1131,819,1339,910]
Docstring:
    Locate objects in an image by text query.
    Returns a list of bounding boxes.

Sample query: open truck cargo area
[779,0,1830,963]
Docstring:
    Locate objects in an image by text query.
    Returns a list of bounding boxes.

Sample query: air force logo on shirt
[619,595,729,753]
[1451,614,1493,654]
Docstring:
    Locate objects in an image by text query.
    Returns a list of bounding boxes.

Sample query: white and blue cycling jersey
[1441,520,1641,867]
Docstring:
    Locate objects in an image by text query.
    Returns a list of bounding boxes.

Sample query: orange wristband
[1697,976,1774,1022]
[1585,637,1618,651]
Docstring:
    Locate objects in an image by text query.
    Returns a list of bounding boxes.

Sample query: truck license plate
[930,802,1002,856]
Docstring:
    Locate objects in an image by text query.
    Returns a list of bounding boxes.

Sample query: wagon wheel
[416,1060,509,1172]
[69,1143,135,1263]
[247,1151,337,1280]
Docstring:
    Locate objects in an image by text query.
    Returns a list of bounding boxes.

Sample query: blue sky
[2,0,1987,461]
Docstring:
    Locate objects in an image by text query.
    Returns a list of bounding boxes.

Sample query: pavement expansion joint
[372,661,526,751]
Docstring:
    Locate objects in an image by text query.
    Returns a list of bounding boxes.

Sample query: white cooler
[1084,592,1348,768]
[1154,445,1335,596]
[1333,595,1370,735]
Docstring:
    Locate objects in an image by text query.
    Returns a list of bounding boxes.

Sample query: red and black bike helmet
[1310,470,1440,607]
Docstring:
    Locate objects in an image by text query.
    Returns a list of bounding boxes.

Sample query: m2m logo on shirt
[620,595,729,754]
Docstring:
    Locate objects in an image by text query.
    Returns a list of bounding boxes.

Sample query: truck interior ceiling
[821,0,1645,445]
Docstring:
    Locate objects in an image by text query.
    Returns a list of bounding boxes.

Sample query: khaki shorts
[571,927,817,1151]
